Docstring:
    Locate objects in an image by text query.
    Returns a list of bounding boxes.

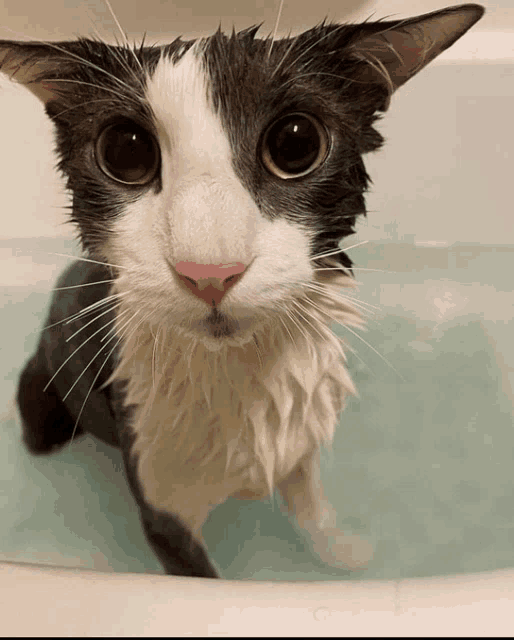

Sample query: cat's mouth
[184,307,261,347]
[203,308,238,338]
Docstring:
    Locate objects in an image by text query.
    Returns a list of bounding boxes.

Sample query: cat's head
[0,5,483,349]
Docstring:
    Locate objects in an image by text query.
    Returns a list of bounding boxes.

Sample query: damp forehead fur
[143,43,259,264]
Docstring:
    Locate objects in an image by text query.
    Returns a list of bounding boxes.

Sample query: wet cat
[1,3,484,577]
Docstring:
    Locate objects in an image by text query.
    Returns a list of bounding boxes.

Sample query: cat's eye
[261,113,329,179]
[95,121,160,185]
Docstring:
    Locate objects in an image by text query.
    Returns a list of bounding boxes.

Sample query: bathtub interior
[0,59,513,581]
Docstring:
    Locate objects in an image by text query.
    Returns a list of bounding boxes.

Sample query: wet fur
[4,4,484,577]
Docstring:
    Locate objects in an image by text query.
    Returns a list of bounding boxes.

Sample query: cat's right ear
[0,40,77,105]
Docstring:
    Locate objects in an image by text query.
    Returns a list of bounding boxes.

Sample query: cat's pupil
[263,113,328,179]
[95,121,160,185]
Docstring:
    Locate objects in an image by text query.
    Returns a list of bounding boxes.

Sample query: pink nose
[174,260,247,307]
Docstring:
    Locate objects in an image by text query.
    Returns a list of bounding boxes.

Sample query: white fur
[106,47,371,568]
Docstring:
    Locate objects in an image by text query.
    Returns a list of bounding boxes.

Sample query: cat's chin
[178,311,263,352]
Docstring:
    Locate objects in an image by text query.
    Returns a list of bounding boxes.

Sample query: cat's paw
[310,527,373,570]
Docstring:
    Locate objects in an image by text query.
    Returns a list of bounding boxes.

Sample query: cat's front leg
[137,505,219,578]
[278,451,373,570]
[17,347,85,454]
[116,431,219,578]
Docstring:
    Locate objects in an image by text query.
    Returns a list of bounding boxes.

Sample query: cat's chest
[110,321,354,532]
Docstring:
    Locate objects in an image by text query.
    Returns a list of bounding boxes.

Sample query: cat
[0,3,484,578]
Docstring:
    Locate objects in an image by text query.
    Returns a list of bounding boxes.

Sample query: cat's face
[72,30,382,348]
[0,5,484,349]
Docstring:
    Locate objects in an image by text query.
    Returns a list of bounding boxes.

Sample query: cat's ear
[349,3,484,109]
[0,40,81,105]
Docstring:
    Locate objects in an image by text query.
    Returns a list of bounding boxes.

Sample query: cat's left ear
[350,3,485,109]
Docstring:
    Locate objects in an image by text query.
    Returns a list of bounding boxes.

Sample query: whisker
[351,267,395,274]
[62,307,135,402]
[291,289,381,376]
[66,308,142,449]
[300,278,380,313]
[311,240,369,262]
[297,274,402,379]
[67,333,124,450]
[313,282,377,308]
[42,307,129,393]
[272,21,347,80]
[315,262,353,277]
[301,294,344,328]
[56,41,144,98]
[354,49,394,96]
[267,0,285,60]
[304,285,377,317]
[300,300,369,369]
[276,300,309,347]
[53,278,116,291]
[41,77,142,110]
[103,0,146,76]
[62,293,126,325]
[289,299,329,343]
[17,248,126,272]
[342,324,406,382]
[281,306,308,344]
[99,318,123,343]
[103,0,127,41]
[50,97,119,118]
[64,296,125,326]
[43,294,122,330]
[253,334,264,370]
[47,252,127,271]
[83,0,148,92]
[276,308,298,350]
[83,4,108,42]
[338,336,371,373]
[314,266,395,275]
[65,302,122,343]
[270,30,297,80]
[151,323,161,391]
[279,70,364,89]
[100,305,143,344]
[7,36,145,101]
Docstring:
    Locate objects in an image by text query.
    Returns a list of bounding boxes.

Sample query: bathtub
[0,1,513,634]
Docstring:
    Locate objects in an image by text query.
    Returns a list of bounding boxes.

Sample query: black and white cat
[1,4,484,578]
